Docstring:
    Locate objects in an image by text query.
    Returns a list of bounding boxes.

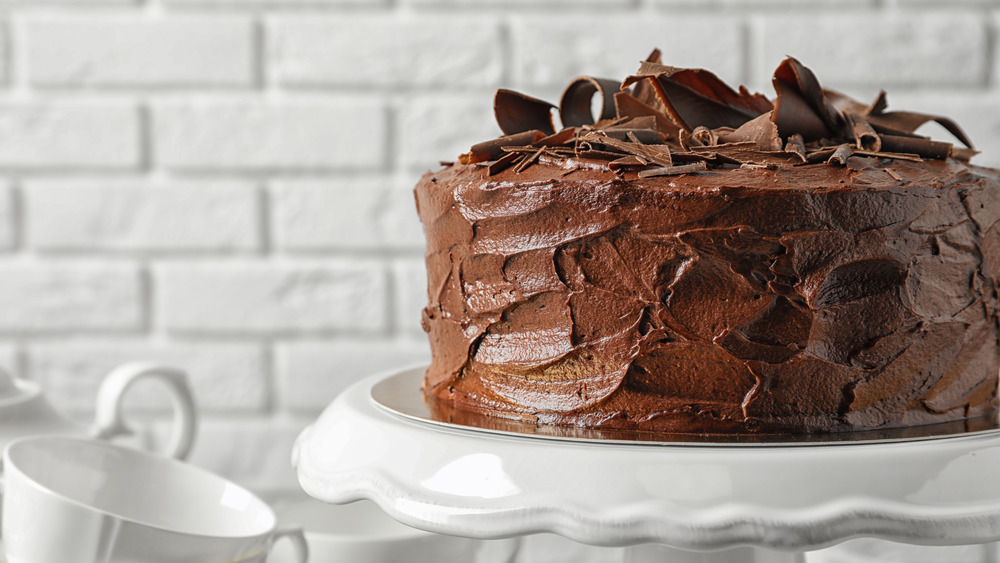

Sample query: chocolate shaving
[879,134,951,160]
[559,76,621,128]
[614,91,681,139]
[494,90,556,136]
[536,127,576,147]
[867,90,888,116]
[513,146,546,174]
[844,111,881,151]
[691,142,803,167]
[464,51,978,176]
[637,161,708,177]
[629,49,670,115]
[853,149,924,162]
[784,133,807,162]
[602,128,665,144]
[611,115,658,131]
[461,130,545,164]
[951,147,980,161]
[869,111,973,148]
[583,131,673,166]
[719,113,783,151]
[647,72,767,131]
[885,168,903,181]
[772,57,840,140]
[826,144,853,166]
[609,155,650,171]
[486,152,520,175]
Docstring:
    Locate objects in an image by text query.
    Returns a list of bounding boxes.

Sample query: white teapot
[0,362,198,459]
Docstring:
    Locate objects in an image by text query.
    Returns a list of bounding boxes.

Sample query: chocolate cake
[414,52,1000,435]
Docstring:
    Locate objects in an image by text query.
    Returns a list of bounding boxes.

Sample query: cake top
[458,50,977,178]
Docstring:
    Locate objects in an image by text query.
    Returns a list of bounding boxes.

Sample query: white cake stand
[292,367,1000,563]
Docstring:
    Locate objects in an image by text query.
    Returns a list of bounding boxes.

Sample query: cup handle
[90,362,199,461]
[271,526,309,563]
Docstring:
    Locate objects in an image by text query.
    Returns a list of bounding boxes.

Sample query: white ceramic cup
[1,436,307,563]
[267,498,481,563]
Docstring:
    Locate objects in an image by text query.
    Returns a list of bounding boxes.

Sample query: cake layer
[416,157,1000,433]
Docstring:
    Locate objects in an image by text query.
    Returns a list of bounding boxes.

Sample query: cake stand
[292,366,1000,563]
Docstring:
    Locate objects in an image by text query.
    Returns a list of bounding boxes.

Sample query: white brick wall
[0,2,997,562]
[25,178,259,251]
[23,16,255,88]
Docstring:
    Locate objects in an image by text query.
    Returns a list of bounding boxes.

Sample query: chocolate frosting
[418,54,1000,434]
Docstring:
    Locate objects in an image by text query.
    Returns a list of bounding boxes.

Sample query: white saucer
[293,366,1000,551]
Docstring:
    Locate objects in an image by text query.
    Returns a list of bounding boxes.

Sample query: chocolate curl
[629,49,670,113]
[623,64,771,132]
[609,155,649,171]
[868,110,974,148]
[536,127,576,147]
[494,89,556,136]
[717,113,783,151]
[771,57,840,141]
[867,90,888,115]
[826,144,853,166]
[823,88,869,116]
[613,91,681,138]
[460,130,545,164]
[680,126,718,149]
[559,76,621,128]
[784,133,807,162]
[844,111,881,151]
[879,134,951,160]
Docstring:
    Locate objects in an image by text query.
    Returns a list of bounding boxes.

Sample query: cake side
[416,158,1000,433]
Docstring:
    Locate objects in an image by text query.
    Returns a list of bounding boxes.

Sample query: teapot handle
[90,363,198,461]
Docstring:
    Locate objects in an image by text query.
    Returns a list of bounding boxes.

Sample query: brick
[406,0,631,6]
[886,91,1000,169]
[268,17,502,88]
[29,340,268,415]
[0,182,13,251]
[0,0,134,4]
[146,415,309,493]
[757,14,987,88]
[153,99,385,171]
[888,0,1000,5]
[510,16,744,88]
[0,102,139,169]
[24,16,254,88]
[168,0,381,5]
[393,258,427,337]
[0,262,141,333]
[400,97,500,169]
[270,177,422,251]
[156,261,388,334]
[25,178,259,252]
[652,0,873,6]
[275,338,429,411]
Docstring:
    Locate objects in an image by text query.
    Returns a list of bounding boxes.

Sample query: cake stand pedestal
[292,367,1000,563]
